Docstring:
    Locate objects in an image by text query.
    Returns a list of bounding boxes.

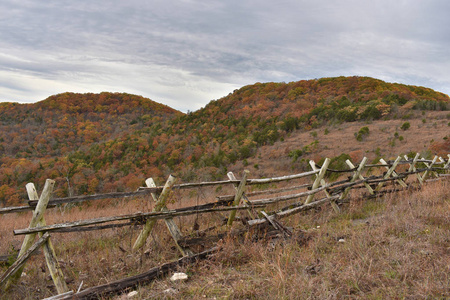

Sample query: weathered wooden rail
[1,153,449,298]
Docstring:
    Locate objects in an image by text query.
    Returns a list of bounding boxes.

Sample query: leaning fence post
[420,156,438,181]
[308,159,339,212]
[145,178,193,256]
[227,170,249,226]
[26,183,68,294]
[41,236,69,294]
[340,157,370,201]
[379,157,408,188]
[405,153,423,185]
[133,175,177,250]
[345,157,374,195]
[305,158,330,205]
[4,179,55,290]
[376,156,403,191]
[227,172,256,219]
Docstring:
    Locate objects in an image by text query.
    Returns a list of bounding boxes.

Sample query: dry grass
[1,179,449,299]
[149,180,448,299]
[241,110,450,178]
[168,180,449,300]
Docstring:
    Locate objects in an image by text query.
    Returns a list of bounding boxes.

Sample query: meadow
[1,173,448,299]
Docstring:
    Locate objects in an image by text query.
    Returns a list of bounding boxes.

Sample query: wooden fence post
[340,157,370,201]
[227,172,256,219]
[345,157,374,195]
[420,156,438,181]
[405,153,423,185]
[145,178,193,256]
[308,159,339,212]
[379,157,408,188]
[133,175,176,250]
[41,237,69,294]
[227,170,249,226]
[26,183,68,294]
[305,158,330,205]
[376,156,403,191]
[4,180,59,291]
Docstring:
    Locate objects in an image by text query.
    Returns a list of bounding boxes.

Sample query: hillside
[0,92,181,204]
[0,76,449,206]
[0,92,181,158]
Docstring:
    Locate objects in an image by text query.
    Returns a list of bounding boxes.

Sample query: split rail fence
[0,153,449,299]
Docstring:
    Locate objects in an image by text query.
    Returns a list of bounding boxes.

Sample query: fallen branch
[248,196,339,226]
[58,246,218,300]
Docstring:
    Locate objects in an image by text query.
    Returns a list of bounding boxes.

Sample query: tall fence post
[308,159,339,212]
[133,175,177,250]
[376,156,403,191]
[227,172,256,219]
[5,180,68,294]
[305,158,330,205]
[5,180,54,290]
[340,157,370,200]
[227,170,249,226]
[405,153,423,185]
[420,156,438,181]
[145,178,193,256]
[26,183,68,294]
[345,157,374,195]
[379,157,408,188]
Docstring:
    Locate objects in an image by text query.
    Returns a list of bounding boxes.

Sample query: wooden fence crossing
[0,153,449,298]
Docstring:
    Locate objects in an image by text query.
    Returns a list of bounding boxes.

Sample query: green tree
[400,122,410,131]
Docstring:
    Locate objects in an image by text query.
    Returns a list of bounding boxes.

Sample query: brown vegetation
[1,177,448,299]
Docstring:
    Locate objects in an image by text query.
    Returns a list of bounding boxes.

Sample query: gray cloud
[0,0,449,112]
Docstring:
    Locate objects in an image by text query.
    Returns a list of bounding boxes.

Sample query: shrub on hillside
[355,126,370,142]
[360,105,382,120]
[280,117,299,132]
[289,149,304,162]
[336,108,357,122]
[400,122,410,131]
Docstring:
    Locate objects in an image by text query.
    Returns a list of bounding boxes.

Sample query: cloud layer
[1,0,449,112]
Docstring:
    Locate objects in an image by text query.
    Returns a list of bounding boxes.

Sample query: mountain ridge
[0,76,449,206]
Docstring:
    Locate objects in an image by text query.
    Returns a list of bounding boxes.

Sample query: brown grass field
[0,175,449,299]
[235,110,450,179]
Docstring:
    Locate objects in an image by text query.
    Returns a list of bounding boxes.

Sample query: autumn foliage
[0,77,449,206]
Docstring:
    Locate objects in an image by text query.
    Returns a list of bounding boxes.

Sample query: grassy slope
[1,177,448,299]
[238,110,450,179]
[178,180,449,299]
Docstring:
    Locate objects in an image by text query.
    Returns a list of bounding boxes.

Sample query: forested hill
[191,76,449,123]
[0,76,449,206]
[0,92,181,158]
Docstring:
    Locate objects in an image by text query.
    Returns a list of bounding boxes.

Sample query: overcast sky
[1,0,449,112]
